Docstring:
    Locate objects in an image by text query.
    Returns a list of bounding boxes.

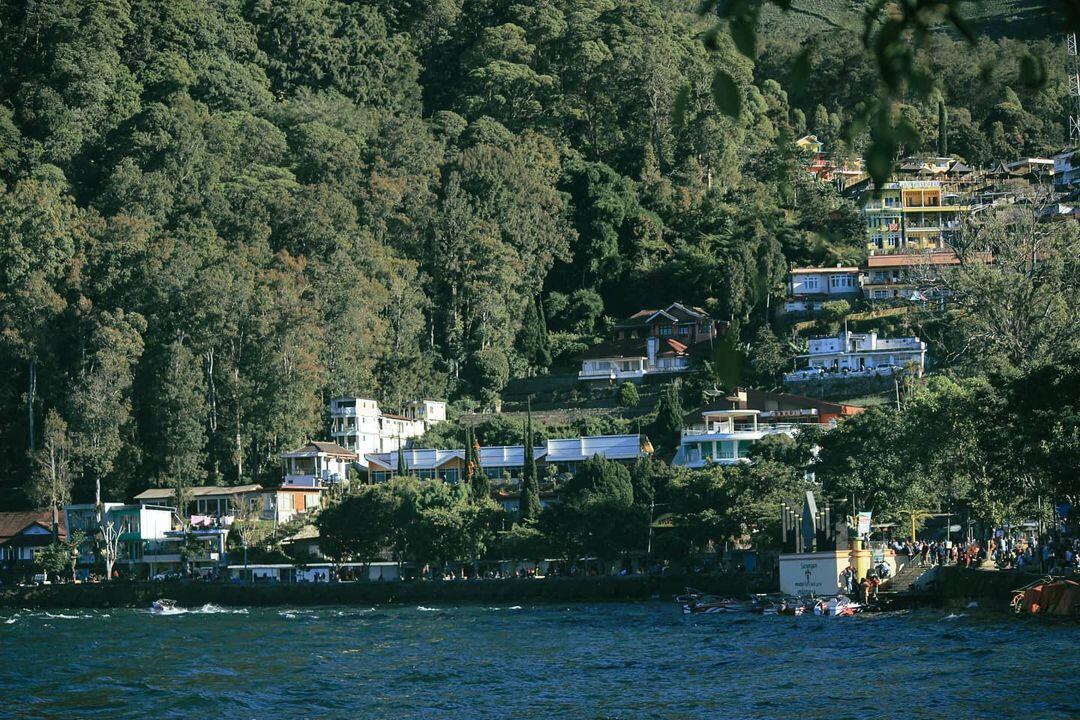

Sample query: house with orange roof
[580,303,718,381]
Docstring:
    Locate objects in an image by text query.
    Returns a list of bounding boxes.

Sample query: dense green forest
[0,0,1073,510]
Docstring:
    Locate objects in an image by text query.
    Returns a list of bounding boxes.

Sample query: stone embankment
[0,572,778,609]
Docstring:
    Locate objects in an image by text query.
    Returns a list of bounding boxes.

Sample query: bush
[616,381,640,408]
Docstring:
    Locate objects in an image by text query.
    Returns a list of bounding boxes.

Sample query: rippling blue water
[2,603,1077,719]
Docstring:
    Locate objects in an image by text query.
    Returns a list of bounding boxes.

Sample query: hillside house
[0,511,66,579]
[613,303,717,344]
[784,266,861,313]
[579,303,717,381]
[329,397,446,462]
[281,441,357,486]
[785,330,926,383]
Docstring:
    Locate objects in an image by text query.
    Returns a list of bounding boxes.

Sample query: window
[659,325,673,337]
[439,468,459,484]
[830,275,853,289]
[371,471,390,482]
[804,276,820,290]
[873,290,887,299]
[677,325,690,336]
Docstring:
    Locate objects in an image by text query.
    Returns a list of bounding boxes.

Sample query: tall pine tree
[396,441,408,479]
[518,401,542,523]
[651,381,685,458]
[937,100,948,156]
[467,424,489,502]
[517,295,552,373]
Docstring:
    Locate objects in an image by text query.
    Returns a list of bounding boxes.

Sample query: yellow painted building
[863,181,968,254]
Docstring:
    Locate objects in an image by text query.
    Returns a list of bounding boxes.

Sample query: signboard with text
[857,511,872,537]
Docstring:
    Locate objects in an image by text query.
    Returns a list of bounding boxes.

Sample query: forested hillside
[0,0,1067,508]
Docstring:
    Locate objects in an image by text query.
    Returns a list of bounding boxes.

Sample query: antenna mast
[1068,33,1080,146]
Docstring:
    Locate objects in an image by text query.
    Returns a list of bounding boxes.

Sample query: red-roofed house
[613,303,718,345]
[0,510,66,579]
[578,337,693,381]
[580,303,717,381]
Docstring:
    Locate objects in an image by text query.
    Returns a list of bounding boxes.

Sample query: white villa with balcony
[329,397,446,463]
[673,409,798,468]
[281,441,357,486]
[784,330,926,383]
[783,266,862,314]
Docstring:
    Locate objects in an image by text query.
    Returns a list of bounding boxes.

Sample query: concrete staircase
[884,558,930,594]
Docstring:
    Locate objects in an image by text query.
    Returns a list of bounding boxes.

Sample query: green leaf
[711,68,742,118]
[1019,53,1047,89]
[672,85,691,130]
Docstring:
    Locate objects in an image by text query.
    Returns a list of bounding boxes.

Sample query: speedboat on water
[150,599,182,614]
[677,588,747,614]
[813,595,862,617]
[752,594,807,615]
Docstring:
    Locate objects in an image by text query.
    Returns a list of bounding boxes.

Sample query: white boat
[150,599,184,615]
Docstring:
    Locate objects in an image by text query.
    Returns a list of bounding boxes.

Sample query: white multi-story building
[785,330,926,383]
[329,397,447,463]
[673,409,798,468]
[784,266,862,314]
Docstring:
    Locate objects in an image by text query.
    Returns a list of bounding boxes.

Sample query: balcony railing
[578,367,645,380]
[681,423,799,436]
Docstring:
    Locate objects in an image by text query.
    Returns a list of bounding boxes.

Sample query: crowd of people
[883,533,1080,574]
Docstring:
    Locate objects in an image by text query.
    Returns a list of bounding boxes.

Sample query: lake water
[2,602,1078,719]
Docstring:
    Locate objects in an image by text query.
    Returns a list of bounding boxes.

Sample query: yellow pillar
[851,537,870,581]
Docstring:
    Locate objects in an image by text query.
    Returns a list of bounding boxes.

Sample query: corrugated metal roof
[133,484,262,501]
[542,435,646,463]
[365,434,650,472]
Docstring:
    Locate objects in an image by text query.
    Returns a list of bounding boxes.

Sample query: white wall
[779,552,849,596]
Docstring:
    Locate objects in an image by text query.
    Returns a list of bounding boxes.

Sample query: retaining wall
[0,572,778,609]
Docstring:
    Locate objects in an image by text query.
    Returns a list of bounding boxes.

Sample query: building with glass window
[784,330,926,384]
[578,303,719,381]
[862,180,968,255]
[329,397,446,462]
[672,409,799,468]
[783,265,862,314]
